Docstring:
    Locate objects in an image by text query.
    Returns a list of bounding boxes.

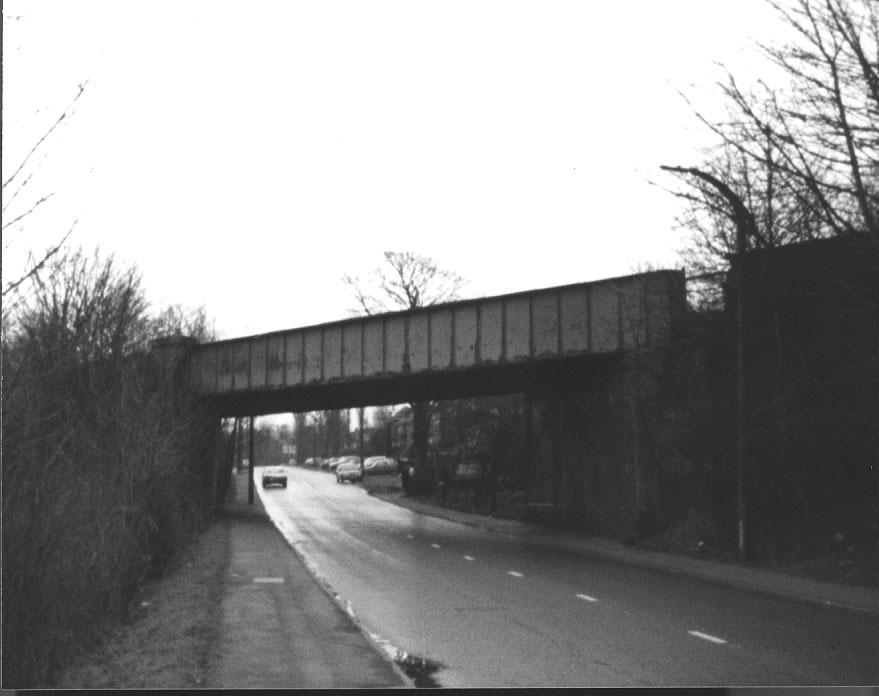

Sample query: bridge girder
[205,352,623,417]
[189,270,685,417]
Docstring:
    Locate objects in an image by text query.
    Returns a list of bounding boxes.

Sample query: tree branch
[2,223,75,298]
[2,81,88,191]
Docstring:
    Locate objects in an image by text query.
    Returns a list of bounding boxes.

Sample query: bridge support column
[233,418,241,473]
[219,419,237,505]
[410,401,433,494]
[358,407,365,474]
[248,415,255,505]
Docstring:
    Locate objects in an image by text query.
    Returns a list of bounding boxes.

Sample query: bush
[2,249,219,687]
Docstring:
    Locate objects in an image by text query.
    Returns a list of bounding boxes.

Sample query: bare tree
[3,82,89,304]
[148,304,215,342]
[342,251,467,492]
[662,131,829,309]
[665,0,877,261]
[755,0,878,235]
[342,251,467,316]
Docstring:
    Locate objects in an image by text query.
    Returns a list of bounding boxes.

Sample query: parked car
[341,455,361,469]
[336,456,363,483]
[303,457,321,469]
[363,456,399,475]
[261,466,288,489]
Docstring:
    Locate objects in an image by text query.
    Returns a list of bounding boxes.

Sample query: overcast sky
[3,0,783,340]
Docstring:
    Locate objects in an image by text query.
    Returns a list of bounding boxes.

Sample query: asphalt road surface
[257,466,879,688]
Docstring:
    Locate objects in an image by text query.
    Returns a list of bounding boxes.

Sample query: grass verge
[55,515,231,689]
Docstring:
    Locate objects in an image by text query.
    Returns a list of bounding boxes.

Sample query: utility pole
[735,220,748,562]
[660,164,755,562]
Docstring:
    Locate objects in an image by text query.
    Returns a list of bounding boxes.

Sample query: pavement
[214,470,879,689]
[206,473,408,689]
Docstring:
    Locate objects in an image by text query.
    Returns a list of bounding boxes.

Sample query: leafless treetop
[342,251,468,315]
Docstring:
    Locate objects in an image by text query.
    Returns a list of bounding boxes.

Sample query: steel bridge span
[189,270,685,416]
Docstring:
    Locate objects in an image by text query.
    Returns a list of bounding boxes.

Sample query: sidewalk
[367,488,879,617]
[208,474,406,689]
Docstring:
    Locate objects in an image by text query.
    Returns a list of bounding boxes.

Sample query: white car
[327,457,345,472]
[363,456,399,475]
[336,457,363,483]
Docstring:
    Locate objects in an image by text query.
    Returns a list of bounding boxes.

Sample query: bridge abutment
[151,335,229,511]
[526,351,665,538]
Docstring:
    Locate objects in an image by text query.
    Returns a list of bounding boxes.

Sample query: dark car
[261,466,288,488]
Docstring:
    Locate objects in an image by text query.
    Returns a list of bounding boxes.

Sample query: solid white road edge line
[431,543,441,549]
[463,555,475,561]
[508,571,524,578]
[253,577,285,583]
[688,630,728,644]
[576,593,598,602]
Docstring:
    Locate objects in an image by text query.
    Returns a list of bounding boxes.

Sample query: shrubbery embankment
[2,249,221,687]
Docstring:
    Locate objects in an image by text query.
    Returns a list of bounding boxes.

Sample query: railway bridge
[162,269,686,533]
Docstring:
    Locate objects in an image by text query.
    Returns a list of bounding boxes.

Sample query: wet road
[257,466,879,687]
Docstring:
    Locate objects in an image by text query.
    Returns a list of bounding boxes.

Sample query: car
[327,456,345,472]
[363,455,399,475]
[336,456,363,483]
[261,466,288,488]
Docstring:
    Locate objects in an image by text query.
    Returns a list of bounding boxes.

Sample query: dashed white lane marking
[508,571,524,578]
[431,543,441,549]
[576,593,599,602]
[253,577,285,584]
[688,630,727,644]
[463,555,475,561]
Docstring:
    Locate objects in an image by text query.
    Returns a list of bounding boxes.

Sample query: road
[257,466,879,688]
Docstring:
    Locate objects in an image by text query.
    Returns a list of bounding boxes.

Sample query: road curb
[548,537,879,617]
[366,489,879,617]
